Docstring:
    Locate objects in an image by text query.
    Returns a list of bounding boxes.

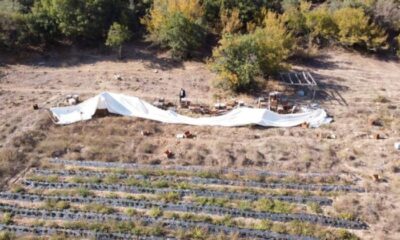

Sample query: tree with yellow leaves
[220,8,243,35]
[142,0,206,58]
[305,6,338,43]
[210,11,293,92]
[333,7,387,51]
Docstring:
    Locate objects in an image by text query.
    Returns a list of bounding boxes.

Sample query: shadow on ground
[0,41,193,71]
[287,53,350,106]
[312,73,349,106]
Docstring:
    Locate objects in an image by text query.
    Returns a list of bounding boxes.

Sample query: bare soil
[0,43,399,239]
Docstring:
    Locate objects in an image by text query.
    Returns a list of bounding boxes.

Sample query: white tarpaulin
[50,92,332,127]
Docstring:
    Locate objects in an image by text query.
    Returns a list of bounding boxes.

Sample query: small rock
[141,130,151,136]
[373,134,386,140]
[395,142,400,150]
[154,69,158,73]
[164,150,174,159]
[114,74,123,81]
[51,149,66,158]
[67,98,77,105]
[372,174,380,182]
[327,134,336,139]
[368,118,383,127]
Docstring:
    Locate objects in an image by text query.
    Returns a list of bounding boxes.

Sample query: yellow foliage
[210,11,293,92]
[220,8,242,35]
[258,11,293,52]
[333,7,387,50]
[305,6,337,40]
[299,0,311,13]
[246,22,257,33]
[142,0,204,36]
[245,8,269,31]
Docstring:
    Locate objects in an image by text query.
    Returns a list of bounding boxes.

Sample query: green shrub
[77,188,93,197]
[156,11,205,58]
[211,33,262,92]
[1,213,13,225]
[142,0,206,58]
[190,227,208,239]
[26,10,59,45]
[333,7,387,51]
[308,202,323,214]
[255,199,294,213]
[254,219,273,231]
[282,0,309,35]
[0,231,14,240]
[305,6,338,43]
[125,208,138,216]
[0,12,30,50]
[83,203,115,214]
[148,207,163,218]
[105,22,132,59]
[339,212,357,221]
[43,199,70,210]
[153,180,170,188]
[159,191,181,202]
[103,174,120,184]
[210,11,292,92]
[31,0,131,42]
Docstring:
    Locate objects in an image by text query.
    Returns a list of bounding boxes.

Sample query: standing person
[179,88,186,102]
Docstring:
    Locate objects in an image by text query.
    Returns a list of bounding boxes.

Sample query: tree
[305,6,338,44]
[142,0,206,58]
[210,11,293,92]
[282,0,310,36]
[255,11,293,75]
[106,22,132,59]
[220,0,281,25]
[32,0,131,43]
[158,12,205,58]
[211,34,262,92]
[0,13,30,50]
[17,0,35,13]
[333,7,388,51]
[220,8,243,35]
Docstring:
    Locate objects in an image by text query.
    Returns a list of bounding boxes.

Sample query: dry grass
[0,47,400,239]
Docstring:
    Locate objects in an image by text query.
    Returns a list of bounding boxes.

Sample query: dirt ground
[0,43,399,239]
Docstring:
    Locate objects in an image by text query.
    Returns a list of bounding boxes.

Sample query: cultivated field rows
[0,159,369,239]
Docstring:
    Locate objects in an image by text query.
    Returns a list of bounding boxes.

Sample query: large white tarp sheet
[50,92,332,127]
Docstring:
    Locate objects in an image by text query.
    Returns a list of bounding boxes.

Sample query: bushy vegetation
[0,0,138,50]
[142,0,206,58]
[0,231,14,240]
[1,0,400,92]
[333,7,387,50]
[210,11,293,92]
[106,22,132,59]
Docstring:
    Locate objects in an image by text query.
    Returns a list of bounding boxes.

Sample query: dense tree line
[1,0,400,92]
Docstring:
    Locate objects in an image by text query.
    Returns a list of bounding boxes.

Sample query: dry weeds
[0,46,399,239]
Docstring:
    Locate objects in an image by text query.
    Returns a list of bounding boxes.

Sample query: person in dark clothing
[179,88,186,102]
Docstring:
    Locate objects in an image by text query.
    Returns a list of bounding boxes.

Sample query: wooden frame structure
[279,71,318,99]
